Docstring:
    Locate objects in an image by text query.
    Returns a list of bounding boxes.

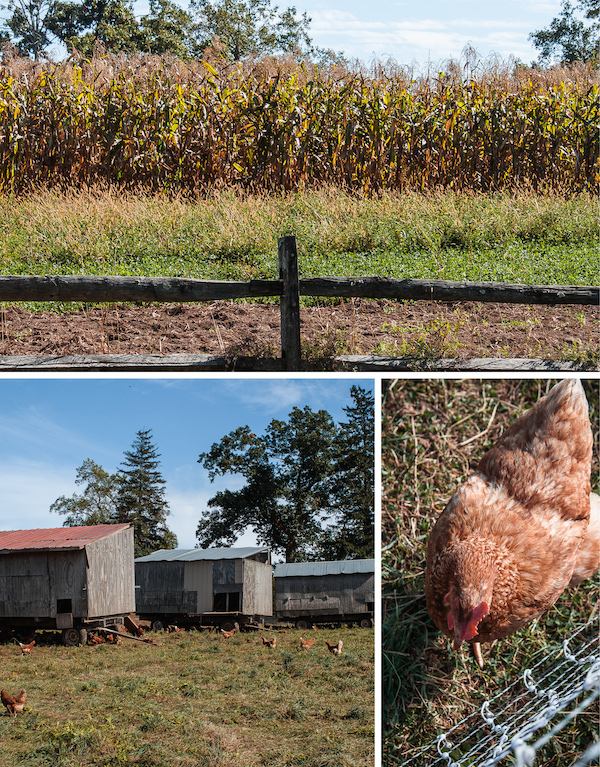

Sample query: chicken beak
[452,601,490,651]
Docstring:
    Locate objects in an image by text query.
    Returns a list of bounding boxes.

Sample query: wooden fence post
[278,235,301,371]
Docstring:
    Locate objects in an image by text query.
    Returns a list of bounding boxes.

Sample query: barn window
[213,593,227,611]
[57,599,72,613]
[213,592,241,612]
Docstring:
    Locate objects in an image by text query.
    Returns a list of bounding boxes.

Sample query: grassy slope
[0,627,374,767]
[0,189,597,301]
[381,379,600,766]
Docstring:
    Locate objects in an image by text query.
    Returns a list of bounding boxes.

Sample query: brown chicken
[569,492,600,587]
[262,636,277,649]
[1,689,26,716]
[299,636,315,649]
[18,639,35,655]
[220,628,236,639]
[325,640,343,656]
[426,379,595,668]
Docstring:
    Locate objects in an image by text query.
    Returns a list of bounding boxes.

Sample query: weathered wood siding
[0,552,53,618]
[183,561,213,613]
[275,572,374,617]
[0,550,88,619]
[136,562,192,613]
[242,559,273,616]
[135,556,273,617]
[85,526,135,617]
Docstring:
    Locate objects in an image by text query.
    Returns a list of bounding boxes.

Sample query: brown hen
[426,379,595,667]
[325,639,343,656]
[1,689,26,716]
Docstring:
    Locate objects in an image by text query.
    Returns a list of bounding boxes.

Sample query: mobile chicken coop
[273,559,375,629]
[0,524,136,645]
[134,547,273,631]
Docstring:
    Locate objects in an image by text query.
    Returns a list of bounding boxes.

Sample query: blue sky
[292,0,563,65]
[0,376,374,553]
[120,0,561,66]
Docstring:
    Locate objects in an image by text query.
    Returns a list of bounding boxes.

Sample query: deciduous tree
[47,0,141,55]
[188,0,312,60]
[530,0,599,64]
[2,0,52,59]
[50,458,119,526]
[197,406,337,562]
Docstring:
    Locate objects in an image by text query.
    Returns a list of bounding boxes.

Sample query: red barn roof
[0,524,131,553]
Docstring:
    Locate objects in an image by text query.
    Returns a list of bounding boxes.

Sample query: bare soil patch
[0,300,597,363]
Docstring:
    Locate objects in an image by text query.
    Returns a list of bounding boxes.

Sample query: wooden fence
[0,235,598,372]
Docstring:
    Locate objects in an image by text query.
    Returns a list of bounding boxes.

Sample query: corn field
[0,51,597,194]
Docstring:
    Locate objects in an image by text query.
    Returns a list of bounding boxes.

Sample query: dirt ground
[0,299,597,365]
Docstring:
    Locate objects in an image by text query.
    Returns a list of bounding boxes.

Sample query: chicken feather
[426,379,594,663]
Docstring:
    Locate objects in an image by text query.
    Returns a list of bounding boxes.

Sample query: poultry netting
[395,617,600,767]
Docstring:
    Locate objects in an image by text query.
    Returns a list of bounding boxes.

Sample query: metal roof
[0,524,131,553]
[135,547,270,563]
[273,559,375,578]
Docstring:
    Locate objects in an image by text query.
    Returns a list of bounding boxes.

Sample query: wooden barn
[0,524,135,644]
[135,547,273,631]
[273,559,375,629]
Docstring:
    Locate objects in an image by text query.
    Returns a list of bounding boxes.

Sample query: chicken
[299,636,315,649]
[18,639,35,655]
[569,492,600,587]
[425,378,594,668]
[262,636,277,649]
[220,628,236,639]
[325,639,343,656]
[1,689,26,716]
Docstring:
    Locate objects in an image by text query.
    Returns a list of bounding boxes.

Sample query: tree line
[1,0,317,61]
[0,0,598,65]
[50,385,374,562]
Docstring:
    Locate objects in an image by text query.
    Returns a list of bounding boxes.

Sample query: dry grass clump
[382,378,599,765]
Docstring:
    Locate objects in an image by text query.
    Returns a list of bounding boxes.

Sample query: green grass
[381,379,600,766]
[0,188,597,311]
[0,626,374,766]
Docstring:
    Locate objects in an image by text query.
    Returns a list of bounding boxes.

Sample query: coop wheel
[62,628,81,646]
[220,620,240,633]
[295,618,312,631]
[359,618,373,628]
[151,620,165,632]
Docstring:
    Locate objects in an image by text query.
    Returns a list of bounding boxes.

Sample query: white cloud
[167,485,259,550]
[308,8,545,63]
[0,459,77,531]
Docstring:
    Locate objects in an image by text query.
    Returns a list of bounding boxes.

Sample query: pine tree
[318,385,375,560]
[115,429,177,557]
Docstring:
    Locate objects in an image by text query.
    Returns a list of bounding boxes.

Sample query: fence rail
[0,276,594,306]
[0,236,598,372]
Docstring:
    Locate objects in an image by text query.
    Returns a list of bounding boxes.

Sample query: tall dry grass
[0,47,597,194]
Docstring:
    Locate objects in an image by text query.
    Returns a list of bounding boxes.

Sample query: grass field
[0,188,597,297]
[381,379,600,766]
[0,626,374,766]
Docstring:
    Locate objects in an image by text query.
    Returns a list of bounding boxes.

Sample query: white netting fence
[397,619,600,767]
